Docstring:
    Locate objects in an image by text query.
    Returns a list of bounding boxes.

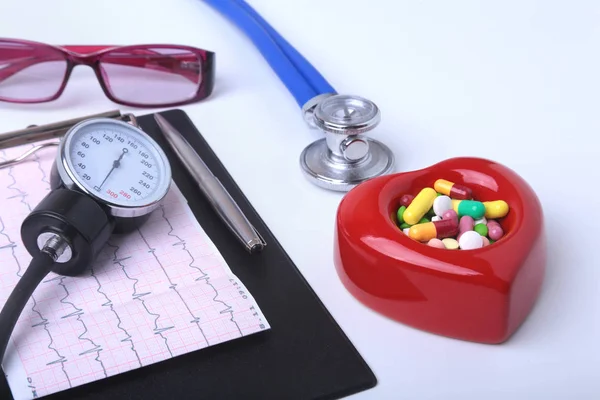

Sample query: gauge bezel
[55,118,172,218]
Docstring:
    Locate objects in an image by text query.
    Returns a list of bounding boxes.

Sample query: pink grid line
[0,142,270,400]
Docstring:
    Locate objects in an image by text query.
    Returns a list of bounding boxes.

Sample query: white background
[0,0,598,399]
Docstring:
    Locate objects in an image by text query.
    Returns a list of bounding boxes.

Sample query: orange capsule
[434,179,472,200]
[408,219,459,242]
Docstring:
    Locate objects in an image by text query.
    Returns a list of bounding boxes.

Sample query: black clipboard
[1,109,376,400]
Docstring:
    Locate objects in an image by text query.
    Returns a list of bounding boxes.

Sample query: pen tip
[248,240,265,254]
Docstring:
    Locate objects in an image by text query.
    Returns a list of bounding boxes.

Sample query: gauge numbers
[64,120,170,208]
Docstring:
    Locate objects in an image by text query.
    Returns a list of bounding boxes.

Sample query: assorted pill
[433,195,453,217]
[486,220,504,241]
[442,238,459,249]
[483,200,509,219]
[427,238,446,248]
[403,187,437,225]
[458,231,483,250]
[434,179,472,200]
[457,215,474,240]
[473,223,488,237]
[394,179,510,250]
[400,194,415,207]
[452,199,486,219]
[408,219,459,241]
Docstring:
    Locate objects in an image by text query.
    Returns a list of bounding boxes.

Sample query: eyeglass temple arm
[0,46,201,84]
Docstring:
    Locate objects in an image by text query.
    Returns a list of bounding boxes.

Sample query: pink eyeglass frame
[0,38,216,108]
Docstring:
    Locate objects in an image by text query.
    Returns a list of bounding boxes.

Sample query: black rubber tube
[0,251,54,365]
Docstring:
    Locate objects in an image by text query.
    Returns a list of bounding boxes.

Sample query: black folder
[1,109,376,400]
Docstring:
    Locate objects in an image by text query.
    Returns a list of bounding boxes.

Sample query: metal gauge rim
[55,118,172,218]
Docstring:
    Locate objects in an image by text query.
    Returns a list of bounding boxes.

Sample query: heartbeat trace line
[161,205,243,337]
[47,276,108,377]
[90,262,142,368]
[113,241,175,358]
[1,150,72,387]
[137,221,210,346]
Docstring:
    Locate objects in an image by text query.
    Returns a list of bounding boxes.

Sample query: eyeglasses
[0,38,215,108]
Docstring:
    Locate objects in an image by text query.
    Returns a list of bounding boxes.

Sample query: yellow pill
[403,187,437,225]
[442,238,459,249]
[483,200,509,219]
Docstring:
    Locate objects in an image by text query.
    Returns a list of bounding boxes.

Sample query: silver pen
[154,114,266,253]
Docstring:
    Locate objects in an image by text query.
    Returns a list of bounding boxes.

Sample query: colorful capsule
[481,236,490,246]
[400,194,414,207]
[434,179,472,200]
[431,215,442,222]
[452,199,486,219]
[487,220,504,240]
[458,230,483,250]
[483,200,509,219]
[400,222,411,229]
[474,223,488,237]
[396,206,407,224]
[442,209,458,223]
[408,218,459,242]
[433,195,453,217]
[457,216,474,239]
[442,238,459,249]
[403,187,437,225]
[427,238,446,248]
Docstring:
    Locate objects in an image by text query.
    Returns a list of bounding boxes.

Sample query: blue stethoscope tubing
[201,0,337,107]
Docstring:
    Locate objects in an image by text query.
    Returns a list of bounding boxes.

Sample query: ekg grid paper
[0,142,270,400]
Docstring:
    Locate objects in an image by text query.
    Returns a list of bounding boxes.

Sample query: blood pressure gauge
[51,118,172,225]
[20,118,172,277]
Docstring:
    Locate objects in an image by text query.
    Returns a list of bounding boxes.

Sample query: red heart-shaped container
[334,157,546,344]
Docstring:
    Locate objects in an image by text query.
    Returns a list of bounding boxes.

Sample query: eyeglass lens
[0,40,68,103]
[99,47,203,106]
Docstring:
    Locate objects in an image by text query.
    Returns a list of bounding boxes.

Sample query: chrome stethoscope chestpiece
[300,94,395,192]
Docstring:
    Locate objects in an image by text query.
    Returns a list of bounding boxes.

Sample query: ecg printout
[0,141,270,399]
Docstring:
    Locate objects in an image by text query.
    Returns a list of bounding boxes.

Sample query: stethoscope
[0,116,172,364]
[202,0,395,192]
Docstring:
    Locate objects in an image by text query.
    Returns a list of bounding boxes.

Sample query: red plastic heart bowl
[334,157,546,344]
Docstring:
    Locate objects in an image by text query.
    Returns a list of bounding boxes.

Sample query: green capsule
[453,200,486,219]
[474,223,488,236]
[489,239,496,244]
[419,217,430,224]
[400,222,411,229]
[396,206,407,224]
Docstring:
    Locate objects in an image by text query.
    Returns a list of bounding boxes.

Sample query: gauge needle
[97,148,128,191]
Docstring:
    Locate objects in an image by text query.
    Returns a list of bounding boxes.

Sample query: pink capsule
[442,209,458,223]
[400,194,414,207]
[457,216,474,240]
[487,220,504,240]
[427,238,446,248]
[482,236,490,246]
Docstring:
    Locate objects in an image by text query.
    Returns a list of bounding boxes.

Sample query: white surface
[1,0,598,399]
